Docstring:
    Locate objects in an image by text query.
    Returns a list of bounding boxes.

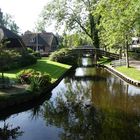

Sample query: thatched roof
[0,26,20,40]
[40,32,54,47]
[0,26,25,48]
[22,33,47,47]
[22,31,58,48]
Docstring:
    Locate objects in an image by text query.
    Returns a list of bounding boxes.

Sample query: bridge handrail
[72,47,119,59]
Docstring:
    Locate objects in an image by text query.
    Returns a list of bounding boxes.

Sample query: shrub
[18,53,37,67]
[39,73,51,87]
[27,48,41,59]
[32,51,41,59]
[28,75,42,91]
[0,49,20,71]
[27,47,34,53]
[29,73,51,92]
[17,69,35,84]
[49,48,78,65]
[17,69,52,92]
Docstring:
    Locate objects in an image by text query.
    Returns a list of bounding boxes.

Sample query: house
[131,37,140,48]
[22,31,59,55]
[0,26,25,51]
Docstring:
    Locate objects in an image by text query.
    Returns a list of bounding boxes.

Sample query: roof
[22,33,47,47]
[22,31,57,47]
[40,32,54,47]
[0,26,20,41]
[0,26,25,48]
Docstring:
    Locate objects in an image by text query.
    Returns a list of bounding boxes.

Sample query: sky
[0,0,55,34]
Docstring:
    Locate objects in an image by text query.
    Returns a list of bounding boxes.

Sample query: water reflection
[43,67,140,140]
[0,66,140,139]
[0,121,23,140]
[81,57,94,66]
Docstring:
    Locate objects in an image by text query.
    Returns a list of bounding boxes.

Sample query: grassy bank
[116,66,140,81]
[0,58,71,109]
[2,57,71,82]
[98,57,111,65]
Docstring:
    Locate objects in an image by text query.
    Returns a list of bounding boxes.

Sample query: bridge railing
[73,47,120,60]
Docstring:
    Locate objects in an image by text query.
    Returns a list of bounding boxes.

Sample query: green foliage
[116,66,140,81]
[49,48,70,61]
[32,51,41,59]
[27,48,41,59]
[49,48,78,65]
[18,52,37,67]
[0,42,20,71]
[3,58,71,82]
[0,9,19,34]
[36,0,100,48]
[16,69,35,84]
[0,42,37,72]
[128,52,140,60]
[95,0,140,48]
[27,48,34,53]
[60,32,92,48]
[17,69,52,92]
[28,76,43,92]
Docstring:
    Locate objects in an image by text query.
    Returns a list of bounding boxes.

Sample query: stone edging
[103,65,140,86]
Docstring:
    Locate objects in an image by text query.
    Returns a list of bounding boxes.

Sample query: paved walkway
[129,59,140,70]
[112,58,140,70]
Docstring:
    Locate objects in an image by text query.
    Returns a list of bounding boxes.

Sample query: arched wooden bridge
[72,46,119,60]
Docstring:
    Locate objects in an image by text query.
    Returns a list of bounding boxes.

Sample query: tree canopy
[95,0,140,48]
[0,9,19,34]
[94,0,140,67]
[36,0,100,48]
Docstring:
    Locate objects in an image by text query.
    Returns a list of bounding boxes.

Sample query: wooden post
[125,36,129,68]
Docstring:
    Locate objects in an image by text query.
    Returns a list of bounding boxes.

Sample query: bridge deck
[72,47,119,59]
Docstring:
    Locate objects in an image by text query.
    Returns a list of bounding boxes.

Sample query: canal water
[0,58,140,140]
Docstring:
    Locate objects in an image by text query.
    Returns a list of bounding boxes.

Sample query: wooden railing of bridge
[72,46,120,60]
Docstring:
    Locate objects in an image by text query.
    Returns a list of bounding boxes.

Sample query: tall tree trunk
[125,37,129,68]
[89,14,100,64]
[89,13,100,49]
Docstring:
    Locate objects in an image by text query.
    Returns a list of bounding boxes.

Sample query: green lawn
[2,58,71,82]
[116,66,140,81]
[97,57,111,65]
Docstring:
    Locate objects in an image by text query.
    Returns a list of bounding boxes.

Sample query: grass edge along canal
[2,57,71,83]
[0,58,71,106]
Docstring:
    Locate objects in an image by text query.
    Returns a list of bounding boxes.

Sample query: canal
[0,58,140,140]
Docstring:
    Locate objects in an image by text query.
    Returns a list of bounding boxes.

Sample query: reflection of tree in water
[91,69,140,140]
[29,105,44,120]
[43,80,103,140]
[0,121,23,140]
[29,92,52,120]
[44,99,102,140]
[43,68,140,140]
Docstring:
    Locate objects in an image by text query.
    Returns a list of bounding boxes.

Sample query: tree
[36,0,100,49]
[0,42,19,88]
[95,0,140,67]
[59,31,92,48]
[0,9,19,34]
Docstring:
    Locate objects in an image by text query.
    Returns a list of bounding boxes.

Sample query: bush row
[1,48,38,71]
